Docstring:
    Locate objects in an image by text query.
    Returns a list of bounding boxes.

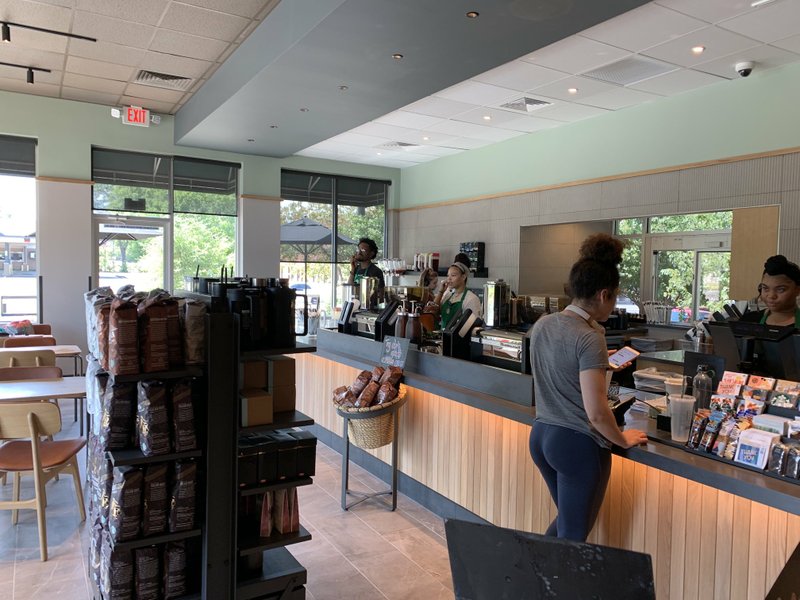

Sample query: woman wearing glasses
[740,255,800,327]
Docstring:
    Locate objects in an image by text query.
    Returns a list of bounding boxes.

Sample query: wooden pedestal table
[337,388,407,511]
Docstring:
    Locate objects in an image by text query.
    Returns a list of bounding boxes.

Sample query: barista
[432,255,482,329]
[740,255,800,327]
[348,237,385,292]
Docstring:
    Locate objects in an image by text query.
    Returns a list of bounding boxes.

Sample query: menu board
[380,336,410,368]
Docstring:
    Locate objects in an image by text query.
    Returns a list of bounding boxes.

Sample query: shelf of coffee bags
[109,528,202,552]
[237,547,307,600]
[106,448,203,467]
[240,342,317,361]
[97,366,205,382]
[648,429,800,487]
[239,476,313,498]
[239,410,314,435]
[238,525,312,557]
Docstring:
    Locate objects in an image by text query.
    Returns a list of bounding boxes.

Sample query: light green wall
[0,90,400,200]
[399,62,800,208]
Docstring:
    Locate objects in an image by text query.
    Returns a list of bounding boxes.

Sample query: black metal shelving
[239,410,314,435]
[100,366,205,382]
[106,448,203,467]
[238,525,312,557]
[110,528,202,552]
[236,547,307,600]
[239,476,313,498]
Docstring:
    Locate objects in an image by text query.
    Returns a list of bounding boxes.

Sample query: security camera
[735,61,754,78]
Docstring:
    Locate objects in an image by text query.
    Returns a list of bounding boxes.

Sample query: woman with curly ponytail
[740,255,800,327]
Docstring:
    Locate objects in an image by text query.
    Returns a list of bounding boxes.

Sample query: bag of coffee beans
[109,296,140,376]
[135,546,161,600]
[169,461,197,532]
[171,379,197,452]
[101,530,134,599]
[100,381,136,451]
[142,463,168,537]
[109,466,143,543]
[182,300,207,365]
[138,290,170,373]
[165,297,184,369]
[163,541,188,599]
[137,381,170,457]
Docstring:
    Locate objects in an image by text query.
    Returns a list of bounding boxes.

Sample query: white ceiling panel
[370,158,421,168]
[75,0,169,26]
[0,45,66,70]
[139,51,212,79]
[65,55,135,81]
[720,0,800,43]
[351,122,424,142]
[444,137,495,150]
[694,43,799,79]
[529,75,619,102]
[2,0,72,29]
[433,80,518,106]
[119,95,175,113]
[773,34,800,54]
[124,82,185,102]
[493,114,563,133]
[580,3,706,52]
[149,30,229,62]
[181,0,271,19]
[472,61,569,92]
[329,132,389,148]
[26,0,74,7]
[0,65,62,85]
[68,39,146,67]
[412,145,463,157]
[73,11,156,49]
[642,26,761,67]
[454,107,527,127]
[0,76,60,96]
[159,3,250,42]
[629,67,726,94]
[404,96,478,119]
[375,110,442,130]
[533,102,611,122]
[521,35,630,74]
[428,119,523,142]
[61,86,121,105]
[1,25,68,53]
[63,72,127,94]
[653,0,755,24]
[578,86,662,109]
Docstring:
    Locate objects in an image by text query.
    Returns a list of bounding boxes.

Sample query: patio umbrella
[280,216,358,284]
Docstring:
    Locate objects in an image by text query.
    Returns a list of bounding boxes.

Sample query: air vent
[134,69,193,91]
[500,96,552,113]
[583,56,677,86]
[377,141,421,150]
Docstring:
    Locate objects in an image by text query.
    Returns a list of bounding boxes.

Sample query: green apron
[440,289,467,329]
[759,307,800,328]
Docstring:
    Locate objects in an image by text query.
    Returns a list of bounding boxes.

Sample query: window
[0,135,37,322]
[615,219,644,315]
[92,149,239,292]
[280,170,388,321]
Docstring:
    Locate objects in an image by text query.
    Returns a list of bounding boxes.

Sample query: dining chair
[0,401,86,561]
[0,366,62,380]
[2,336,57,348]
[0,349,57,368]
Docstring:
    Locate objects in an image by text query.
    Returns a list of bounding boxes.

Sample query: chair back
[0,349,57,368]
[0,365,63,381]
[2,336,57,347]
[0,401,61,439]
[31,324,52,335]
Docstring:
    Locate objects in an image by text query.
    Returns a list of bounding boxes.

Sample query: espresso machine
[470,279,532,373]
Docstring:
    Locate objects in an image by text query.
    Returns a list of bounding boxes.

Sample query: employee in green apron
[347,237,385,291]
[741,255,800,327]
[435,259,482,329]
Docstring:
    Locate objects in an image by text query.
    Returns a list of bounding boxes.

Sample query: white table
[0,377,88,435]
[0,344,84,375]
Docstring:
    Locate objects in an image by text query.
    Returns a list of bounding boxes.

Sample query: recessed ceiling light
[691,45,705,55]
[299,107,309,112]
[466,11,479,18]
[751,0,777,6]
[376,152,382,155]
[247,138,255,142]
[392,53,403,60]
[269,125,278,129]
[482,115,491,121]
[422,136,429,141]
[567,87,578,94]
[339,85,348,91]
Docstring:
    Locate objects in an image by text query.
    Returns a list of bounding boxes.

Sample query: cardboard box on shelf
[241,389,273,427]
[272,384,296,413]
[242,361,268,388]
[267,356,295,389]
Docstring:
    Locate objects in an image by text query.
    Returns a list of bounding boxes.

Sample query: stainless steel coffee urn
[359,276,380,311]
[483,279,511,327]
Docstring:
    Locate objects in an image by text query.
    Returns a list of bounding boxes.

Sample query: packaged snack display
[380,366,403,387]
[686,410,710,449]
[713,419,737,457]
[376,382,398,405]
[355,380,380,408]
[109,466,143,543]
[789,418,800,440]
[745,375,776,391]
[786,445,800,479]
[769,390,799,409]
[350,370,372,396]
[736,398,765,419]
[724,420,752,461]
[710,394,737,415]
[699,411,727,453]
[768,442,790,475]
[734,429,780,469]
[741,386,770,403]
[371,366,385,382]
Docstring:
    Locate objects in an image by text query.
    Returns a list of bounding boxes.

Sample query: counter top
[637,349,685,365]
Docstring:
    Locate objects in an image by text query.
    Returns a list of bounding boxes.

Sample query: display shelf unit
[238,525,312,557]
[236,548,307,600]
[240,343,316,361]
[99,366,205,382]
[239,476,313,498]
[109,528,202,552]
[239,410,314,435]
[106,448,203,467]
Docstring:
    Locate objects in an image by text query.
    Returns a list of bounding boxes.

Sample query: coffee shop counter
[295,329,800,599]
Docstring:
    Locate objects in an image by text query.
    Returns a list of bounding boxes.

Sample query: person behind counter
[529,233,647,542]
[347,237,385,291]
[430,255,482,329]
[740,254,800,327]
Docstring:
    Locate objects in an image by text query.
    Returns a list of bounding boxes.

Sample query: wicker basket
[338,385,407,450]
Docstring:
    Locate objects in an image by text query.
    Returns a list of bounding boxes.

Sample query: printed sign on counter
[380,336,410,368]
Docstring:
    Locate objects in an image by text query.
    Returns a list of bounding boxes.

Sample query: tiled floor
[0,401,454,599]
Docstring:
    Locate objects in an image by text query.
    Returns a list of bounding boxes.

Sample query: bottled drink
[692,364,712,410]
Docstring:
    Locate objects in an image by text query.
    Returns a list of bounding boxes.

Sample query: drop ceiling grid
[0,0,278,113]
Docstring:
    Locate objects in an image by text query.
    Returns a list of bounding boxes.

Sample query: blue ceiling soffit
[174,0,650,158]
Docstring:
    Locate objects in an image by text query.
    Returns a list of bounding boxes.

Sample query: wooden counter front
[296,351,800,600]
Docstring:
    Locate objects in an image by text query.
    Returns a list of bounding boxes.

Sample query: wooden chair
[31,324,52,335]
[0,349,57,368]
[0,401,86,561]
[2,336,57,348]
[0,366,62,380]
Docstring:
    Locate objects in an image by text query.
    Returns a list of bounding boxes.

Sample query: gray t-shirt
[530,312,611,448]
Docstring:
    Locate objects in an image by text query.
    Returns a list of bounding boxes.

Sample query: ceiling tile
[578,86,662,110]
[215,42,239,64]
[533,102,610,122]
[0,76,60,97]
[123,82,185,102]
[139,51,212,79]
[371,158,421,169]
[75,0,169,26]
[642,26,760,68]
[403,96,477,119]
[428,119,524,142]
[520,36,630,74]
[0,65,62,85]
[719,0,800,43]
[444,137,494,150]
[63,72,127,94]
[73,10,156,48]
[2,0,72,29]
[0,45,66,70]
[413,145,463,157]
[1,25,68,53]
[653,0,755,24]
[433,80,518,106]
[150,29,229,62]
[68,39,145,67]
[472,61,569,92]
[65,55,135,81]
[493,115,563,133]
[375,110,442,130]
[453,107,526,127]
[580,3,706,52]
[773,34,800,54]
[159,3,250,42]
[329,132,389,148]
[61,86,121,105]
[529,75,619,102]
[119,95,174,113]
[693,43,799,78]
[176,0,268,19]
[25,0,74,6]
[351,122,425,143]
[235,20,260,43]
[629,67,726,95]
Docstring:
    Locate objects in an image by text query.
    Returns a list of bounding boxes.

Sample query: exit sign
[122,106,150,127]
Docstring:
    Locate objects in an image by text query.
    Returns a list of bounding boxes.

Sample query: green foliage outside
[649,211,732,233]
[618,238,642,304]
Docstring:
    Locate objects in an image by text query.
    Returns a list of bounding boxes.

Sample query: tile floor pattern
[0,400,455,599]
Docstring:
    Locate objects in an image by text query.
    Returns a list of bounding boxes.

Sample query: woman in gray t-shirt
[529,234,647,542]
